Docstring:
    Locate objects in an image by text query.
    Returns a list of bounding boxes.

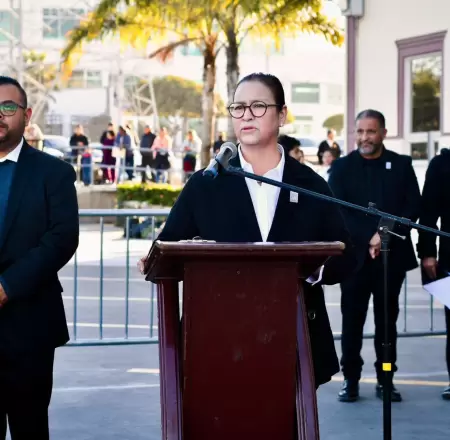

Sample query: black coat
[417,149,450,268]
[328,148,421,273]
[0,142,79,353]
[157,154,357,386]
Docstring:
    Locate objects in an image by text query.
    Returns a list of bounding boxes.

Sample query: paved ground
[13,222,442,439]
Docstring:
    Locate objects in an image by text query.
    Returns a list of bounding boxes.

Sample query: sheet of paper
[423,275,450,308]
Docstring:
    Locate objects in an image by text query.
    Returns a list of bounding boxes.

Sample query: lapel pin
[386,162,391,170]
[290,191,298,203]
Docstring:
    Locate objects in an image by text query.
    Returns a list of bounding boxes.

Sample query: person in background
[80,146,93,186]
[24,123,43,150]
[182,129,201,182]
[278,134,302,161]
[101,129,116,183]
[115,126,132,182]
[417,147,450,400]
[69,124,88,165]
[140,125,156,183]
[317,129,341,164]
[316,149,335,181]
[151,127,172,183]
[0,76,79,439]
[100,122,114,145]
[213,132,225,154]
[328,109,421,403]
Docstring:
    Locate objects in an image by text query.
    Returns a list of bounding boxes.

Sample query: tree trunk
[201,50,217,168]
[226,31,239,144]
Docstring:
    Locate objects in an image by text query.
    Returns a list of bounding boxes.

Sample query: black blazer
[417,148,450,268]
[328,148,421,273]
[157,154,357,386]
[0,142,79,353]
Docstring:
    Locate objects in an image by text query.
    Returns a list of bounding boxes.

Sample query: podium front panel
[181,260,299,440]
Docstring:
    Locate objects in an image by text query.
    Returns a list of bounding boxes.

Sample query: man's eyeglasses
[228,101,280,119]
[0,101,26,117]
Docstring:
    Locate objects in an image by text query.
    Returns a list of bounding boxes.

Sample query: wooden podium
[145,241,344,440]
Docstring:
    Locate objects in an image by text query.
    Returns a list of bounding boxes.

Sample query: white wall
[355,0,450,153]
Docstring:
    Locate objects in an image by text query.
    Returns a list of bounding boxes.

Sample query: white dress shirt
[0,137,23,163]
[238,144,324,284]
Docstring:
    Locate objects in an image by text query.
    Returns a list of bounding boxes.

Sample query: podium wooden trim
[145,241,344,440]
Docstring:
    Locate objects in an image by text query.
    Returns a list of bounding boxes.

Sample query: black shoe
[375,383,402,402]
[442,386,450,400]
[338,380,359,402]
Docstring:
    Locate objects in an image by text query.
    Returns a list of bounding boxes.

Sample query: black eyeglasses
[0,101,26,117]
[228,101,280,119]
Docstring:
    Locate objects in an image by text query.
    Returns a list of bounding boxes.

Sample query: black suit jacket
[417,148,450,268]
[157,154,357,386]
[328,148,420,274]
[0,142,79,353]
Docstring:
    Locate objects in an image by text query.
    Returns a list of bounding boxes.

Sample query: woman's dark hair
[235,73,285,108]
[107,130,115,137]
[356,109,386,129]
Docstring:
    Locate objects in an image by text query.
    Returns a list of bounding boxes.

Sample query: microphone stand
[219,162,450,440]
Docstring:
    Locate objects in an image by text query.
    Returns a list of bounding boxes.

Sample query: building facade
[343,0,450,158]
[0,0,345,139]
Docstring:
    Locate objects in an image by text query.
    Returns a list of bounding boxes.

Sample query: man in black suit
[155,149,357,388]
[328,109,421,402]
[0,76,79,439]
[417,148,450,400]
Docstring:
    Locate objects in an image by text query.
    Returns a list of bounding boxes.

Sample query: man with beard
[328,109,421,403]
[0,76,79,439]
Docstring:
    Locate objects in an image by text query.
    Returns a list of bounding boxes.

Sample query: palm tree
[61,0,343,165]
[219,0,344,141]
[62,1,223,167]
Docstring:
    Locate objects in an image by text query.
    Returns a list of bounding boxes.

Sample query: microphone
[203,142,238,178]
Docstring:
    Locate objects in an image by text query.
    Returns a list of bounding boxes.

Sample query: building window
[43,8,85,39]
[291,83,320,104]
[411,54,442,132]
[326,83,343,106]
[0,10,19,43]
[396,31,447,138]
[294,116,313,135]
[68,70,102,88]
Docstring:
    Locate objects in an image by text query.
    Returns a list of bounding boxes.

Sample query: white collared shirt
[238,143,324,284]
[238,144,285,242]
[0,137,23,163]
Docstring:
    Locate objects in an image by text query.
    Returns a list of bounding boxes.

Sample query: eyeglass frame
[0,100,27,117]
[227,101,281,119]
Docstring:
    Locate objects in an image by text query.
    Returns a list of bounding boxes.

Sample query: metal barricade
[65,209,447,346]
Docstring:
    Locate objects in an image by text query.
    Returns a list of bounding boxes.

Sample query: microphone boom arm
[225,165,450,239]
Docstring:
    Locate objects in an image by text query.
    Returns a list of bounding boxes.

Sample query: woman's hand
[137,257,147,274]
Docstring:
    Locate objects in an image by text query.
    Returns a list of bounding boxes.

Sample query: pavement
[7,161,449,439]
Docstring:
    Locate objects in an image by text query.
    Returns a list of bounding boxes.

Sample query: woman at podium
[153,72,355,386]
[142,73,357,439]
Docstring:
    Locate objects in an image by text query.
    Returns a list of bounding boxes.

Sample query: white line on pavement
[63,296,152,302]
[67,322,158,330]
[128,368,160,374]
[62,295,443,309]
[53,383,160,392]
[59,276,146,282]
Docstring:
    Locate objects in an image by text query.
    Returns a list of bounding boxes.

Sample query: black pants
[141,155,154,183]
[446,306,450,379]
[0,348,55,439]
[340,258,406,382]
